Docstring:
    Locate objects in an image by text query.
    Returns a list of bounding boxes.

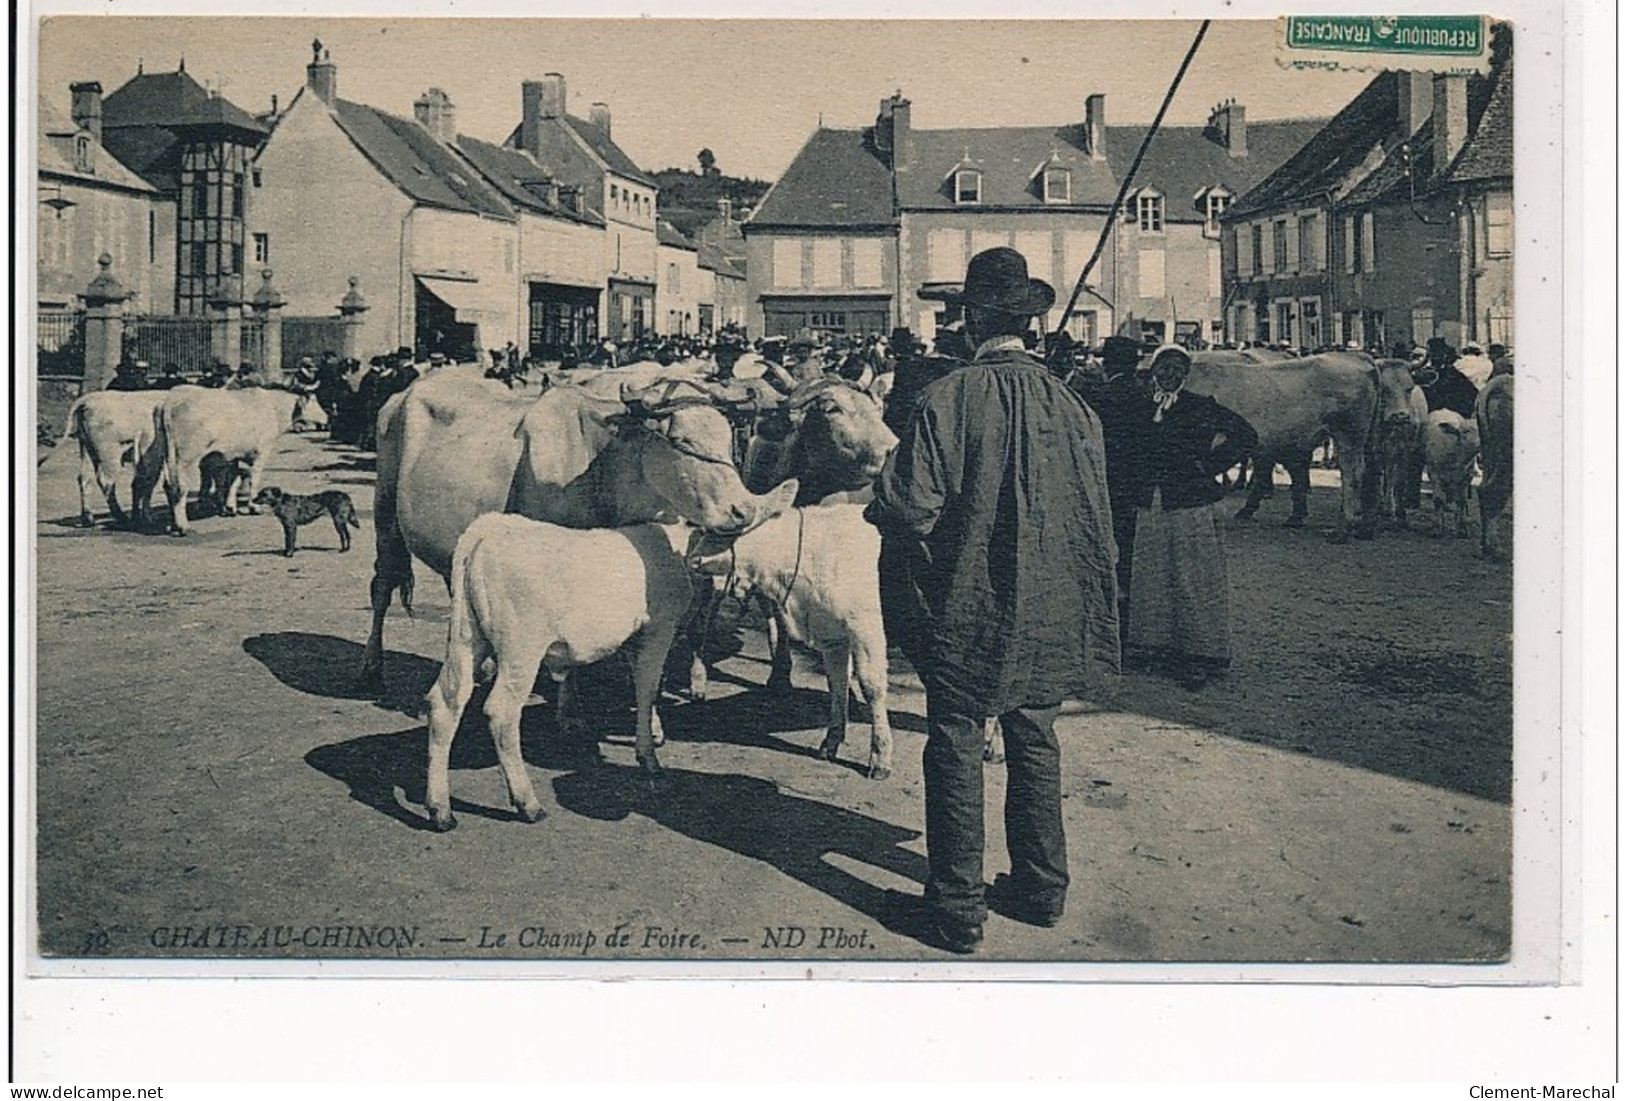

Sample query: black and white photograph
[14,1,1610,1083]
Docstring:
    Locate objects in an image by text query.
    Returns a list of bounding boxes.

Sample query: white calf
[1423,410,1481,538]
[689,503,894,780]
[65,390,164,526]
[424,513,696,831]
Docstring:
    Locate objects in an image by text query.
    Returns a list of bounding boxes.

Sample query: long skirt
[1127,493,1231,664]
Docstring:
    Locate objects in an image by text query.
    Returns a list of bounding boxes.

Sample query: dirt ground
[30,425,1512,964]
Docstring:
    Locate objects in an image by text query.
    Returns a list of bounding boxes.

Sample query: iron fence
[240,316,268,370]
[125,315,215,373]
[281,316,350,369]
[37,308,85,377]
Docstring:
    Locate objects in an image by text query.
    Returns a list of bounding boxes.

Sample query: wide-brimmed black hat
[934,247,1056,317]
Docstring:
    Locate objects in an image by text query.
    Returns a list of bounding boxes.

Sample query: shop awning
[416,275,489,323]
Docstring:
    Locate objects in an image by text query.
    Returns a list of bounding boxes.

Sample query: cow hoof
[818,735,843,763]
[867,764,893,782]
[429,810,457,833]
[514,803,546,824]
[1283,515,1306,528]
[220,507,237,517]
[169,528,188,538]
[78,515,95,528]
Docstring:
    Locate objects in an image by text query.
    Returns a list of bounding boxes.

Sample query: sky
[36,17,1374,182]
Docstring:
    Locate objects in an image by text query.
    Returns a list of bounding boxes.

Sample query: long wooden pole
[1056,19,1212,337]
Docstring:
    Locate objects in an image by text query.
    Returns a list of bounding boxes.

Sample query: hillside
[652,164,770,238]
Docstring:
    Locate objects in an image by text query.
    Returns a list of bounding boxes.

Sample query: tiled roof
[37,99,157,193]
[747,128,895,229]
[657,218,698,250]
[98,126,180,190]
[102,69,268,134]
[1105,118,1327,223]
[697,237,745,279]
[1442,60,1512,184]
[899,125,1118,208]
[1226,73,1398,218]
[454,134,603,226]
[564,115,656,187]
[1343,116,1433,205]
[331,100,513,220]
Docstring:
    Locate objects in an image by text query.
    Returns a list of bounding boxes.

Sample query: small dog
[252,486,362,557]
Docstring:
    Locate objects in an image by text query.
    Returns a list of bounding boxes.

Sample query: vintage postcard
[18,0,1596,1077]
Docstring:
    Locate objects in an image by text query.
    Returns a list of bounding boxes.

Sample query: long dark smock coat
[867,348,1121,717]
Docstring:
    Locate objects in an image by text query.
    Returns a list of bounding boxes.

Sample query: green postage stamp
[1278,14,1494,73]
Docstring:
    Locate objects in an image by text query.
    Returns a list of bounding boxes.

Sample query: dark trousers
[921,691,1068,926]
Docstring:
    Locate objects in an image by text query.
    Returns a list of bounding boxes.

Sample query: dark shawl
[866,349,1120,715]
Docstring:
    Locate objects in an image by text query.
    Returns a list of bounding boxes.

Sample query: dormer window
[954,169,982,205]
[1135,189,1164,233]
[74,134,92,173]
[1196,186,1233,235]
[1043,166,1071,204]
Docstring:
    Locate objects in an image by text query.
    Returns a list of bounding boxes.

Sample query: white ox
[134,385,316,535]
[689,503,895,780]
[1423,410,1481,538]
[1475,374,1514,560]
[423,513,730,832]
[64,389,164,527]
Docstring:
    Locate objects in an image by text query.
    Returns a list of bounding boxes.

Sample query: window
[74,135,92,172]
[667,261,681,295]
[1250,224,1265,275]
[773,238,803,287]
[1298,213,1320,271]
[1360,211,1376,272]
[252,233,269,264]
[1273,300,1296,346]
[231,173,245,218]
[611,184,620,207]
[954,170,982,205]
[1486,192,1513,257]
[1300,298,1321,347]
[811,239,841,286]
[230,242,243,276]
[927,228,966,283]
[1208,245,1223,297]
[192,176,210,219]
[1136,192,1164,233]
[252,168,262,188]
[1204,190,1230,233]
[1272,220,1288,272]
[1013,231,1050,285]
[1411,306,1435,343]
[190,242,208,276]
[1486,303,1513,346]
[851,238,884,287]
[1344,215,1358,273]
[1138,249,1165,298]
[1234,225,1253,278]
[1043,167,1071,204]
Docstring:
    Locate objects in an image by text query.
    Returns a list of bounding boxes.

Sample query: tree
[697,148,718,177]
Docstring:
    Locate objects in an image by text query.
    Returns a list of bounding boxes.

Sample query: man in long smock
[865,247,1120,954]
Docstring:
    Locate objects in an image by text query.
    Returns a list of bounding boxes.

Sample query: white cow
[64,389,164,527]
[688,502,895,780]
[1423,409,1481,538]
[135,385,317,535]
[423,495,794,832]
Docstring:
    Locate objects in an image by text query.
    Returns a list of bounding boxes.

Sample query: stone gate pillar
[78,254,131,391]
[337,276,369,361]
[251,268,286,379]
[209,287,245,371]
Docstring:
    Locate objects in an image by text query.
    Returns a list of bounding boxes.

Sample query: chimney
[70,81,102,144]
[1085,93,1107,160]
[538,73,567,119]
[1432,74,1469,171]
[874,94,896,157]
[270,93,279,116]
[306,38,337,106]
[414,87,458,143]
[520,81,546,155]
[1395,70,1433,137]
[717,197,732,222]
[588,102,611,137]
[890,96,913,173]
[1207,98,1247,158]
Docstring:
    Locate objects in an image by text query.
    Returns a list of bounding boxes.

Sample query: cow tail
[446,526,483,661]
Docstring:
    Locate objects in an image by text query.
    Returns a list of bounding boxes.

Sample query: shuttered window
[1361,212,1377,272]
[1014,231,1051,286]
[1485,192,1513,257]
[811,239,842,287]
[1234,226,1253,278]
[773,238,803,288]
[851,238,884,287]
[927,228,966,283]
[1138,249,1165,298]
[1298,213,1321,271]
[1208,245,1223,297]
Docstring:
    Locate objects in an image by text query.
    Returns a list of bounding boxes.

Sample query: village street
[32,426,1512,965]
